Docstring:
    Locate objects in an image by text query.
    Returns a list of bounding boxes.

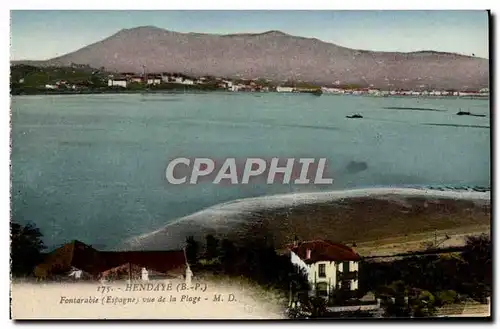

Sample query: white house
[458,91,480,97]
[286,240,361,297]
[276,86,294,93]
[108,78,128,88]
[221,80,233,88]
[161,75,173,83]
[147,77,162,85]
[321,87,344,94]
[68,267,83,279]
[368,89,382,96]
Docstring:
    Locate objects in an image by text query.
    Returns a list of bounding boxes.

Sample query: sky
[10,10,489,60]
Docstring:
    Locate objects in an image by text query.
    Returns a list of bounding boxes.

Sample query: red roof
[100,250,187,276]
[36,240,186,278]
[286,240,361,263]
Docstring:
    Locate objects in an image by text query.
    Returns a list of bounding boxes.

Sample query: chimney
[306,249,311,260]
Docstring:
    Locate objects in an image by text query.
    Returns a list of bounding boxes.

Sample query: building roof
[36,240,187,277]
[286,240,361,263]
[100,263,144,279]
[37,240,104,275]
[100,250,187,276]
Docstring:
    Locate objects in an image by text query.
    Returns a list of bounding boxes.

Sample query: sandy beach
[122,188,491,252]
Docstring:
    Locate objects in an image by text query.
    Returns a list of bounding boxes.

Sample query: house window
[316,282,328,297]
[318,264,326,278]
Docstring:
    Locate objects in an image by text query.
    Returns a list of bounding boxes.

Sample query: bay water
[10,93,490,249]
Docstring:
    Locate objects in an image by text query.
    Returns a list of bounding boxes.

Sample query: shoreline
[10,89,490,100]
[122,186,491,251]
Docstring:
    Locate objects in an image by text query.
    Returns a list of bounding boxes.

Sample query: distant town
[10,64,489,98]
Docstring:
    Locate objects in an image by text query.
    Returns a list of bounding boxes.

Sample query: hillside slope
[14,26,489,90]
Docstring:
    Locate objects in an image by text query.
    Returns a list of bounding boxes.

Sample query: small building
[321,87,344,94]
[285,239,361,298]
[458,91,480,97]
[276,86,294,93]
[108,78,128,88]
[161,75,172,83]
[147,76,162,85]
[221,80,233,88]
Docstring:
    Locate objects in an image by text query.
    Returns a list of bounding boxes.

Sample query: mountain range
[13,26,489,90]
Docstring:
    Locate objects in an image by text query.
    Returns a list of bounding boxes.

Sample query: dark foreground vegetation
[185,234,310,298]
[10,220,491,318]
[358,234,491,317]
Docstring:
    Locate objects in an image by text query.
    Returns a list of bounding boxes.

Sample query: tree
[411,290,437,317]
[11,221,46,277]
[185,236,199,266]
[460,234,492,302]
[220,239,236,267]
[381,281,412,318]
[205,234,219,260]
[328,287,353,306]
[301,296,328,318]
[435,290,458,307]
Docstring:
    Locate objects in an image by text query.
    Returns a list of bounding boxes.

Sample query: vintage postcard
[9,10,491,320]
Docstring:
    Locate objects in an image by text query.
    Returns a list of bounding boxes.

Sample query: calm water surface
[11,93,490,249]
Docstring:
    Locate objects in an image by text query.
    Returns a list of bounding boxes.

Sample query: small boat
[346,114,363,119]
[312,89,323,96]
[456,110,486,117]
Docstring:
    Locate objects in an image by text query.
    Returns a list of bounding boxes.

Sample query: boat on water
[346,114,363,119]
[312,89,323,96]
[456,110,486,117]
